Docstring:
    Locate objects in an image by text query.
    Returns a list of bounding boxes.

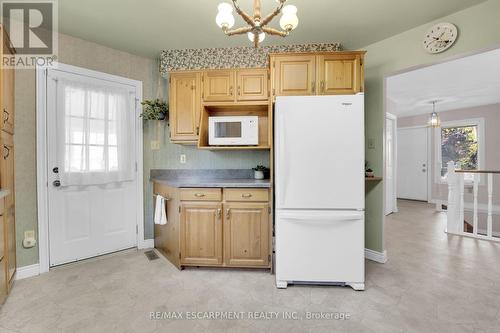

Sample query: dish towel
[154,195,168,225]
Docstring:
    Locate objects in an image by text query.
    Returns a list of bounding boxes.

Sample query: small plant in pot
[252,165,269,180]
[140,99,169,121]
[365,161,374,178]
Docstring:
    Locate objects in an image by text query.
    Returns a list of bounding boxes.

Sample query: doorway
[36,63,144,269]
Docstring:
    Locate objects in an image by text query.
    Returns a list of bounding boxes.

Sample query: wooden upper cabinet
[236,69,268,101]
[1,28,15,135]
[272,55,316,96]
[224,202,269,267]
[318,54,362,95]
[203,70,235,102]
[169,72,201,142]
[180,202,223,266]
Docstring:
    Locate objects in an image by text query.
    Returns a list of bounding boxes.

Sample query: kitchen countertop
[150,169,271,188]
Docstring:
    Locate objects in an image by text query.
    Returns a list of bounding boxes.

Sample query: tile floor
[1,200,500,332]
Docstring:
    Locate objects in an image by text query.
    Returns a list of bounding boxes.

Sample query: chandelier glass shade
[216,0,299,47]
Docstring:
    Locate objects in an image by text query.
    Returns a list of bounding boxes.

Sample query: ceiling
[58,0,486,58]
[387,47,500,117]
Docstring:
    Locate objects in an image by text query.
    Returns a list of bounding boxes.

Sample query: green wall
[362,0,500,252]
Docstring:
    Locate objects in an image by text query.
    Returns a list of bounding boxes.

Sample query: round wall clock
[422,22,458,54]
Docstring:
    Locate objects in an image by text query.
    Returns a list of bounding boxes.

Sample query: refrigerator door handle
[277,115,288,206]
[279,213,364,222]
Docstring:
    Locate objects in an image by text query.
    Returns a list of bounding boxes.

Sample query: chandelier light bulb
[280,5,299,31]
[216,3,235,29]
[247,32,266,43]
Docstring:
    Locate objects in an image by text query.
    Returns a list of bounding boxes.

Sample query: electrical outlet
[368,138,375,149]
[23,230,37,249]
[151,141,160,150]
[180,154,187,164]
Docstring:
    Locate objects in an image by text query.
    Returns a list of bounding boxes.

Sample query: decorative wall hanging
[159,43,342,75]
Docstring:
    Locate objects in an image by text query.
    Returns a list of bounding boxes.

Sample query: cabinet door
[0,214,4,262]
[203,70,235,102]
[1,33,15,134]
[169,72,202,142]
[236,69,268,101]
[0,132,14,209]
[6,205,15,284]
[272,55,316,96]
[318,54,361,95]
[224,202,269,267]
[180,202,223,266]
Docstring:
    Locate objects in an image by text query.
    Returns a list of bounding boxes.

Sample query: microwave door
[215,122,242,139]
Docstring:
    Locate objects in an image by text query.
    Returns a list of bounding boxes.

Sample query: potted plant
[140,99,169,121]
[365,161,374,178]
[252,165,269,180]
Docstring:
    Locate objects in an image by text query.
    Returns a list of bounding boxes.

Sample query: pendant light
[429,101,441,128]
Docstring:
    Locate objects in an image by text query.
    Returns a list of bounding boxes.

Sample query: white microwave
[208,116,259,146]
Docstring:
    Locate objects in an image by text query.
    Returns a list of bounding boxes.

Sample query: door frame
[36,62,145,274]
[384,113,398,214]
[396,125,432,202]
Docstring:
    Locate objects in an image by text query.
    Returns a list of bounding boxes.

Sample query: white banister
[487,173,493,238]
[446,161,499,243]
[473,174,479,236]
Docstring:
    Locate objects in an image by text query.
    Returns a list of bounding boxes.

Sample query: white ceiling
[387,47,500,117]
[57,0,486,57]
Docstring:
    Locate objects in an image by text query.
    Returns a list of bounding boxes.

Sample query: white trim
[432,199,500,215]
[139,239,154,249]
[385,113,398,214]
[434,118,485,185]
[15,264,40,280]
[36,62,144,273]
[365,248,388,263]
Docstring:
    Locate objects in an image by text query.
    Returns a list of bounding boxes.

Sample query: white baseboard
[365,248,388,263]
[138,239,154,249]
[15,263,40,280]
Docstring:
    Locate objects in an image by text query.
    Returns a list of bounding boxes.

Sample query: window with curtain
[55,75,135,186]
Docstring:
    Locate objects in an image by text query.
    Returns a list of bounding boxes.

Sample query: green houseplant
[252,165,270,180]
[140,99,169,121]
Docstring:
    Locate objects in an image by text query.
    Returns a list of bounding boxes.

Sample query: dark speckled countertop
[150,169,271,188]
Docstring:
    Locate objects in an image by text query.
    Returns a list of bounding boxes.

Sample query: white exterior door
[397,127,428,201]
[275,95,365,210]
[46,65,141,267]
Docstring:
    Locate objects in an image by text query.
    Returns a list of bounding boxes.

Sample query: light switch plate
[368,138,375,149]
[180,154,187,164]
[151,141,160,150]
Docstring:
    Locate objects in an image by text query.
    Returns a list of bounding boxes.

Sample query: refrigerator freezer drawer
[275,210,365,285]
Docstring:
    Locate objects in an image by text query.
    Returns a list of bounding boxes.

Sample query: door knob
[53,180,61,187]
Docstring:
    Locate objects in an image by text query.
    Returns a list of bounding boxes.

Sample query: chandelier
[216,0,299,47]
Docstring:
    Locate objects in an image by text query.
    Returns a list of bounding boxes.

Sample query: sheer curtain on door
[53,73,135,186]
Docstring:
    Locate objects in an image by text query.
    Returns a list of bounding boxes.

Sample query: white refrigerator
[274,94,365,291]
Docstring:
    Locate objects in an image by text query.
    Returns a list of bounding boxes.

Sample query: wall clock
[422,22,458,54]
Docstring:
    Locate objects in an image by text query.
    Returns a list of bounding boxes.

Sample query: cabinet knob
[194,193,205,198]
[3,145,10,159]
[217,208,222,219]
[311,82,316,94]
[3,109,9,123]
[229,86,233,95]
[53,180,61,187]
[226,208,231,219]
[321,81,325,93]
[241,193,252,198]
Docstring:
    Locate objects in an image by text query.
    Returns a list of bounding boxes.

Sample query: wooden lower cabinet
[224,202,269,267]
[5,205,15,284]
[180,202,223,266]
[155,184,271,270]
[0,257,6,304]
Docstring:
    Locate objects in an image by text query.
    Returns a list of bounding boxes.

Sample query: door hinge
[272,88,276,96]
[267,72,270,80]
[268,254,271,263]
[268,206,271,214]
[136,225,138,234]
[135,162,138,172]
[179,252,181,259]
[272,61,275,69]
[179,205,181,213]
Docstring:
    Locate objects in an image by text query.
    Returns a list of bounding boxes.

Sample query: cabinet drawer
[180,188,222,201]
[223,189,269,202]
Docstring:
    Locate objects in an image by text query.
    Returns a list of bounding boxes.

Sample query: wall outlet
[180,154,187,164]
[368,138,375,149]
[23,230,37,249]
[151,141,160,150]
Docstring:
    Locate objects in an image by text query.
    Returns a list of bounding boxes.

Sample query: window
[55,74,135,186]
[436,118,485,183]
